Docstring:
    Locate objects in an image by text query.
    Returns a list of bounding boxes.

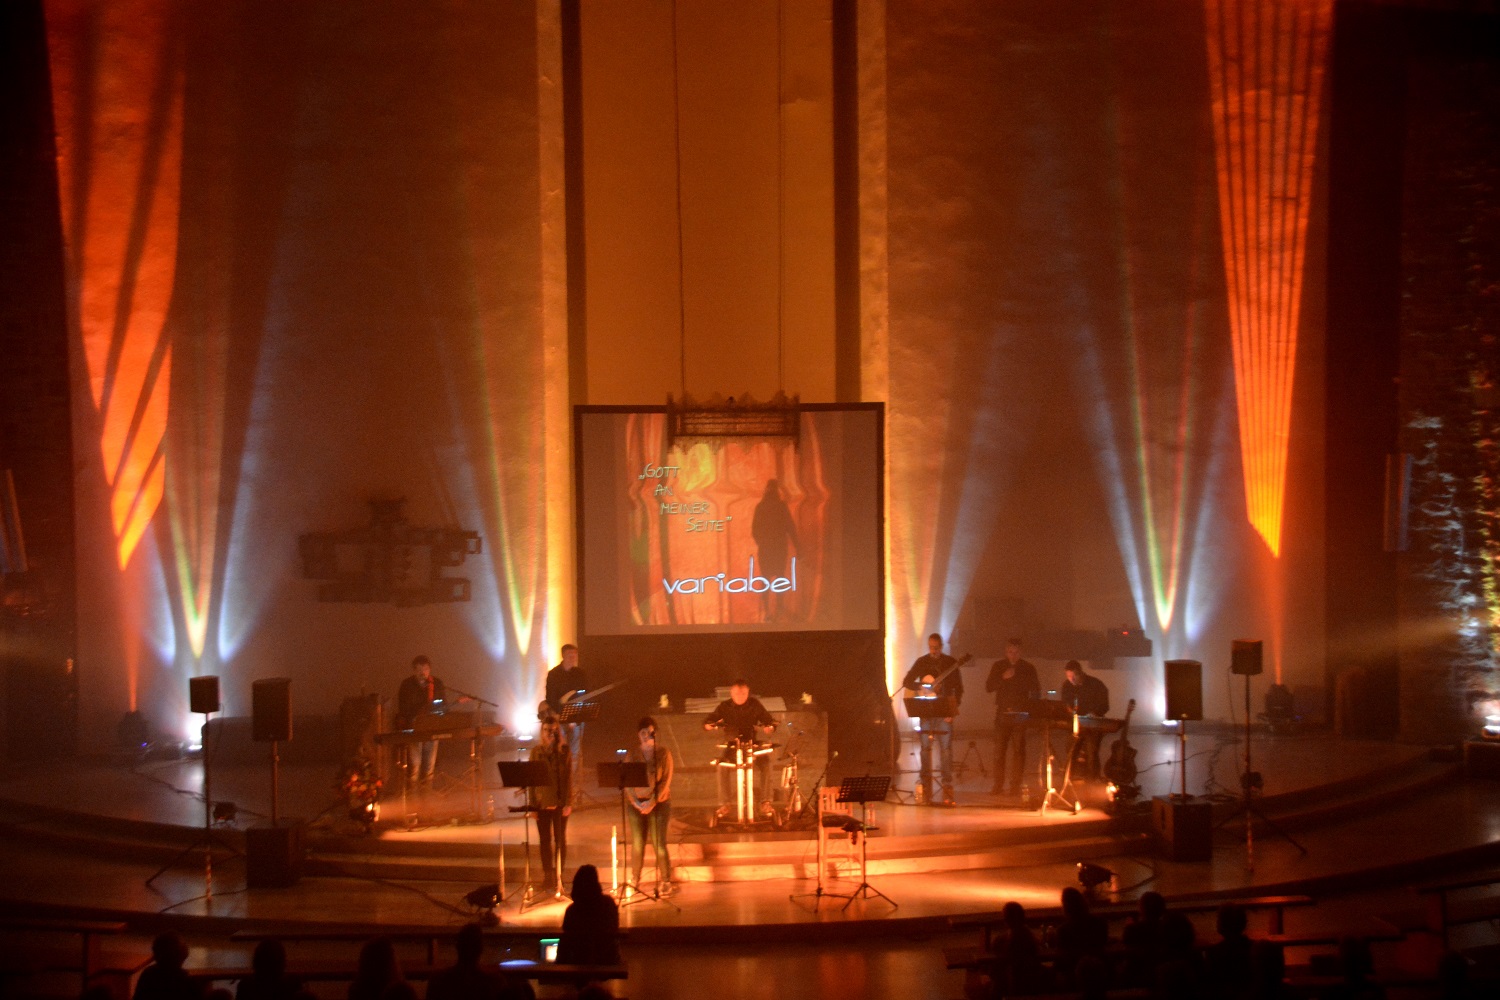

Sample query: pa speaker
[246,823,304,887]
[1152,795,1212,861]
[251,678,292,742]
[1231,640,1263,677]
[189,675,220,714]
[1164,659,1203,720]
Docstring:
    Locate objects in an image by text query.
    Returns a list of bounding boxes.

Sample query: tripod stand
[497,760,555,911]
[819,775,896,910]
[1215,671,1306,870]
[789,752,841,908]
[147,706,238,898]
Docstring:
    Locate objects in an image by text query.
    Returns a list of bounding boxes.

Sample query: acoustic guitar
[1103,698,1138,788]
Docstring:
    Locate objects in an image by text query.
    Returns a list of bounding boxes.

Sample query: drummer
[703,679,778,819]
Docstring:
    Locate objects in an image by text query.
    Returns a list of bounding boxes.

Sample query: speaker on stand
[1154,659,1210,861]
[148,676,239,899]
[249,678,302,888]
[1219,640,1306,869]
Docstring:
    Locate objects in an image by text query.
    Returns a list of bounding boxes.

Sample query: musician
[396,655,446,786]
[903,633,963,806]
[628,716,675,893]
[703,679,777,818]
[986,638,1040,797]
[544,643,588,783]
[1060,660,1110,780]
[529,715,572,892]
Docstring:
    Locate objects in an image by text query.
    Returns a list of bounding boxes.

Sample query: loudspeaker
[251,678,292,742]
[1152,795,1212,861]
[189,676,220,714]
[1230,640,1263,677]
[246,824,304,887]
[5,657,78,762]
[1164,659,1203,720]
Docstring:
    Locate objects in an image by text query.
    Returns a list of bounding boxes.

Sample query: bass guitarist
[903,633,965,806]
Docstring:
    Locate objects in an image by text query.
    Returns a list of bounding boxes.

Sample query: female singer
[529,714,572,892]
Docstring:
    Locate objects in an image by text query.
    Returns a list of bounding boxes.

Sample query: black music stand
[820,775,895,910]
[596,760,676,909]
[497,760,552,912]
[903,696,957,803]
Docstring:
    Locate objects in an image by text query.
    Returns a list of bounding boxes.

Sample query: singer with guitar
[544,644,589,784]
[903,633,966,806]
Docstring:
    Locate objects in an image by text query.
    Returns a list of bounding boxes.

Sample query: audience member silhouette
[557,865,621,967]
[348,938,402,1000]
[990,901,1046,996]
[1154,912,1204,998]
[1328,937,1385,1000]
[235,940,300,1000]
[133,932,204,1000]
[1206,902,1256,994]
[426,923,504,1000]
[1121,891,1168,987]
[1055,887,1107,988]
[1252,941,1288,1000]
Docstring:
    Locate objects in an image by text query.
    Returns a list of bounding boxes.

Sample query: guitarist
[903,633,965,806]
[544,644,589,784]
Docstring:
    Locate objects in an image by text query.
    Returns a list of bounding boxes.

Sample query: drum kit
[708,731,806,829]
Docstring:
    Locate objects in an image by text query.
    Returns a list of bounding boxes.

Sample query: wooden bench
[228,926,583,967]
[1405,870,1500,946]
[951,894,1316,949]
[190,961,627,987]
[0,915,134,988]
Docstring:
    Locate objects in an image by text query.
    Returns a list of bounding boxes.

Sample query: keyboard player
[1060,660,1111,780]
[396,654,463,787]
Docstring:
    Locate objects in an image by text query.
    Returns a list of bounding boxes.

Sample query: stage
[2,726,1498,943]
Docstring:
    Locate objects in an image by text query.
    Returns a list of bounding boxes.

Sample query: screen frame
[573,402,886,639]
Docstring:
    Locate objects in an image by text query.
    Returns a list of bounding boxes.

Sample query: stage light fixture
[1076,862,1118,894]
[463,883,501,925]
[212,801,237,824]
[1483,716,1500,741]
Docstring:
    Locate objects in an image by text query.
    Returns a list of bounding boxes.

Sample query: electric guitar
[1103,698,1138,787]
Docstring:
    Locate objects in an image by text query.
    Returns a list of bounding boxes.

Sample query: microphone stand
[446,687,499,821]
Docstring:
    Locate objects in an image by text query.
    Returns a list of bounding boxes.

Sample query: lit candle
[611,825,619,891]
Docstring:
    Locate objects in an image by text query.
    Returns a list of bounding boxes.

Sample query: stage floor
[1,728,1496,941]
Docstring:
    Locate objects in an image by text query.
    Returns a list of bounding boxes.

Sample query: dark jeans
[628,800,672,882]
[536,807,568,881]
[994,717,1028,790]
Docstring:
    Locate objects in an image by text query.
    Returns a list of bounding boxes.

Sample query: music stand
[559,700,602,803]
[497,760,551,912]
[904,696,957,803]
[820,775,895,910]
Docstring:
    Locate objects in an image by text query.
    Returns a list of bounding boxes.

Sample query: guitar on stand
[1103,699,1139,810]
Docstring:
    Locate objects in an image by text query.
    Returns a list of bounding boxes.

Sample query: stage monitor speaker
[1230,640,1263,677]
[1164,659,1203,720]
[251,678,292,742]
[1152,795,1212,861]
[189,675,220,714]
[246,823,304,887]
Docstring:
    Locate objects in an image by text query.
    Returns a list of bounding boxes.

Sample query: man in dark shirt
[986,638,1040,797]
[545,643,589,784]
[903,633,964,806]
[396,654,446,786]
[1061,660,1111,780]
[704,679,777,818]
